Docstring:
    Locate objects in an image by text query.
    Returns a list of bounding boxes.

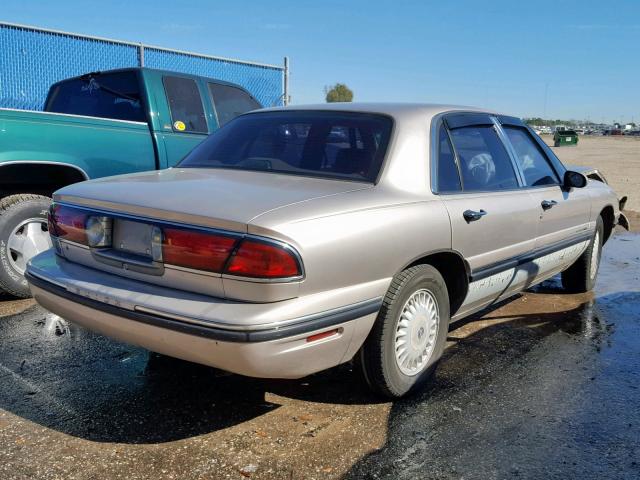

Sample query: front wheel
[561,216,604,293]
[357,265,450,398]
[0,194,52,297]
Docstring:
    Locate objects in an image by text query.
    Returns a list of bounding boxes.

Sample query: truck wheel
[357,265,450,398]
[561,216,604,293]
[0,194,52,298]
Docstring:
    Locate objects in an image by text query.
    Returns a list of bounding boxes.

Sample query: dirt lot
[543,135,639,212]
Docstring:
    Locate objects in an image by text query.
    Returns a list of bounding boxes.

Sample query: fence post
[284,56,289,105]
[139,43,145,67]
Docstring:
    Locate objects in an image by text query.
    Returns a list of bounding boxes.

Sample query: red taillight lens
[48,204,89,245]
[225,239,301,279]
[162,228,237,273]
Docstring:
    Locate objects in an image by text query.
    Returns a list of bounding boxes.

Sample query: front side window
[449,126,519,191]
[180,111,393,182]
[209,83,261,127]
[45,71,145,122]
[436,124,461,192]
[504,127,560,186]
[163,76,207,133]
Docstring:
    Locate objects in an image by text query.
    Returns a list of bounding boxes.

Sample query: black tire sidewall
[380,267,450,396]
[0,198,50,297]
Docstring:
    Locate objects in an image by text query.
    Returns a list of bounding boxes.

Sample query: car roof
[259,102,499,119]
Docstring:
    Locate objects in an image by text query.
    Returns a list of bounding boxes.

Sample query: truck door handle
[541,200,558,210]
[463,209,487,222]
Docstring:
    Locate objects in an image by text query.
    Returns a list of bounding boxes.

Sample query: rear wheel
[357,265,450,398]
[0,194,52,297]
[561,216,604,293]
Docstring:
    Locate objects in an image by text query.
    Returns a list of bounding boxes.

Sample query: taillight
[225,239,301,279]
[162,232,301,278]
[49,203,303,281]
[162,228,237,273]
[48,204,89,245]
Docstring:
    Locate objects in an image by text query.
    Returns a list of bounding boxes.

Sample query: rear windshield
[44,71,145,122]
[179,111,394,182]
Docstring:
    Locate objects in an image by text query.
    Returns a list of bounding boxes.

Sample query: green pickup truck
[0,67,262,297]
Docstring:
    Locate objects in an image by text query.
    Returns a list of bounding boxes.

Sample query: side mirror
[563,170,587,190]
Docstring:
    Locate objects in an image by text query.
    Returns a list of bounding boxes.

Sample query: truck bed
[0,108,156,179]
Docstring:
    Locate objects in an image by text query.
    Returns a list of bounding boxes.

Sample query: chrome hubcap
[7,218,52,275]
[590,231,600,279]
[394,289,439,376]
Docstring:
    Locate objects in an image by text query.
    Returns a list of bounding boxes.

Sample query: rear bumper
[25,253,381,379]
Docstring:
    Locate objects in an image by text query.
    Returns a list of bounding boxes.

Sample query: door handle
[463,209,487,222]
[541,200,558,210]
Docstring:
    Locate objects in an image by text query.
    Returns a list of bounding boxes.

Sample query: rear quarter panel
[249,187,452,301]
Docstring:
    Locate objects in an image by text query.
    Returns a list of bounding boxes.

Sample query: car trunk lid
[54,167,372,233]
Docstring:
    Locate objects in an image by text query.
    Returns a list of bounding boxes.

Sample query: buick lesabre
[26,104,629,397]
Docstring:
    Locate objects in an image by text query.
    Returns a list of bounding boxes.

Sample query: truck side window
[436,124,461,192]
[208,83,261,127]
[45,71,145,122]
[163,76,208,133]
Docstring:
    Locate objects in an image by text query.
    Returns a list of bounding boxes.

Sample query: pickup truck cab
[0,67,262,297]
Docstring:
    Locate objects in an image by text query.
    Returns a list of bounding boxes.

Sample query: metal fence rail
[0,21,287,111]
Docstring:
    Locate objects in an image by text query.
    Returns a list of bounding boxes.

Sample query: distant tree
[324,83,353,102]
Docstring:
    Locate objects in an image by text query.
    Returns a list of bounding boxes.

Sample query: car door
[432,113,540,314]
[497,117,592,271]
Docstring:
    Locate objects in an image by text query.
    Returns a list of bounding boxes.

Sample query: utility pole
[543,82,549,119]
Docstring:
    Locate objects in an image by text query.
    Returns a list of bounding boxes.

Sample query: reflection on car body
[26,103,629,398]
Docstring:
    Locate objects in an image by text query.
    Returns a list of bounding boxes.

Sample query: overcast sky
[4,0,639,121]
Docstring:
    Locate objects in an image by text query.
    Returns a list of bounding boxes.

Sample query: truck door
[159,75,210,167]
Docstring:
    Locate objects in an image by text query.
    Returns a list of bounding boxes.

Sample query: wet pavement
[0,230,638,479]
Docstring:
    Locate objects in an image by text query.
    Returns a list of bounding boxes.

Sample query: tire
[561,216,604,293]
[357,265,450,398]
[0,194,52,298]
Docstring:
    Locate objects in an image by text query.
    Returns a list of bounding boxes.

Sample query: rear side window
[503,127,560,187]
[449,126,519,191]
[436,124,461,192]
[180,111,393,182]
[45,71,145,122]
[209,83,261,127]
[163,76,207,133]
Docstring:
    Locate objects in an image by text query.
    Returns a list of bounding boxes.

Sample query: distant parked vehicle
[27,103,629,398]
[604,129,623,136]
[0,67,262,297]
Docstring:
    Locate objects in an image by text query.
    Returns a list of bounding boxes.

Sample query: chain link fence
[0,22,287,111]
